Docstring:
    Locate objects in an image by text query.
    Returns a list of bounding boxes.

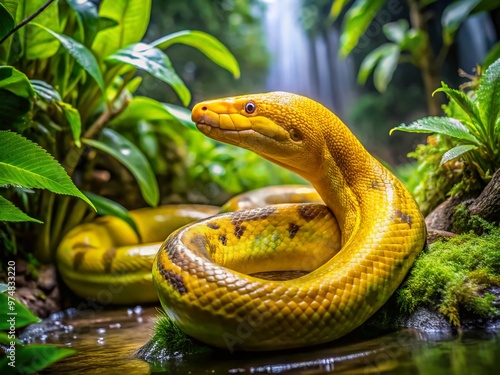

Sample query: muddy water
[21,306,500,374]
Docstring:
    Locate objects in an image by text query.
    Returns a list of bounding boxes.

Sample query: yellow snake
[58,92,426,351]
[153,92,426,350]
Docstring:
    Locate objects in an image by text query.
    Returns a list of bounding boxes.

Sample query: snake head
[191,91,329,179]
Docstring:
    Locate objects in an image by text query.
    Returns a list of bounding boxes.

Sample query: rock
[426,229,457,244]
[37,265,57,293]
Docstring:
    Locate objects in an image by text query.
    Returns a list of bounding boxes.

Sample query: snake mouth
[193,106,288,142]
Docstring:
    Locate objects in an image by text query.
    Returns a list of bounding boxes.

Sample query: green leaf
[0,292,40,329]
[162,103,197,130]
[57,101,82,147]
[358,44,397,84]
[31,80,62,102]
[0,131,95,208]
[67,0,99,46]
[382,20,409,44]
[0,345,75,373]
[373,44,400,92]
[0,2,14,40]
[21,0,60,59]
[339,0,385,56]
[433,82,483,131]
[83,128,159,207]
[483,42,500,70]
[31,23,105,94]
[329,0,351,21]
[92,0,152,58]
[0,284,7,293]
[390,117,480,145]
[106,43,190,106]
[440,144,477,165]
[83,191,141,239]
[0,0,18,63]
[476,58,500,136]
[0,195,42,223]
[442,0,481,46]
[152,30,240,79]
[0,66,35,99]
[112,97,196,130]
[400,29,427,56]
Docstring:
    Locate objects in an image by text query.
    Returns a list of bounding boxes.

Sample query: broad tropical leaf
[434,83,483,133]
[0,292,40,329]
[382,20,409,44]
[20,0,60,59]
[476,58,500,137]
[67,0,99,46]
[31,80,62,102]
[340,0,385,56]
[0,66,35,99]
[31,23,105,94]
[390,117,480,145]
[106,43,190,106]
[163,103,196,130]
[440,144,477,166]
[83,128,159,207]
[0,2,14,40]
[0,131,94,208]
[92,0,151,58]
[83,191,141,239]
[152,30,240,79]
[0,345,75,373]
[373,44,400,92]
[330,0,351,21]
[358,44,396,84]
[0,195,42,223]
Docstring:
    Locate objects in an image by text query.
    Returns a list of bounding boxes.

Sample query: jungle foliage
[331,0,500,115]
[0,0,302,264]
[392,57,500,214]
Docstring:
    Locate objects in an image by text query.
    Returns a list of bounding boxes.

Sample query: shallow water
[22,306,500,374]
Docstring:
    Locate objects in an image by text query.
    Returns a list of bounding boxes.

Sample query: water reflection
[25,306,499,374]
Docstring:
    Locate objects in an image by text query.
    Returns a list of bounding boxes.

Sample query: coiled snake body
[58,92,426,351]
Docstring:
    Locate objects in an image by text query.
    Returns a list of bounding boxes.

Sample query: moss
[135,310,213,366]
[397,227,500,326]
[452,203,495,235]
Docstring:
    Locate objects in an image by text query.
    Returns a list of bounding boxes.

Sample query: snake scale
[58,92,426,351]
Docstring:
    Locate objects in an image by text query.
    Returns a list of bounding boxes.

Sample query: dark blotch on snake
[219,234,227,246]
[73,251,86,271]
[298,205,321,222]
[102,247,117,273]
[207,222,220,230]
[157,257,187,295]
[288,223,300,239]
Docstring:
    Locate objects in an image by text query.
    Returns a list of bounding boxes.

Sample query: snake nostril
[201,106,207,111]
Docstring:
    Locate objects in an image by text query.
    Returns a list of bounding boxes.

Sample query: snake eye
[244,102,256,114]
[289,128,302,142]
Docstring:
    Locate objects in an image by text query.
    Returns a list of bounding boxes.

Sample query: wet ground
[21,306,500,374]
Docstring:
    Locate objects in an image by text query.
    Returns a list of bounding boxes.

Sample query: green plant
[0,0,240,262]
[0,284,75,374]
[331,0,500,115]
[391,58,500,212]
